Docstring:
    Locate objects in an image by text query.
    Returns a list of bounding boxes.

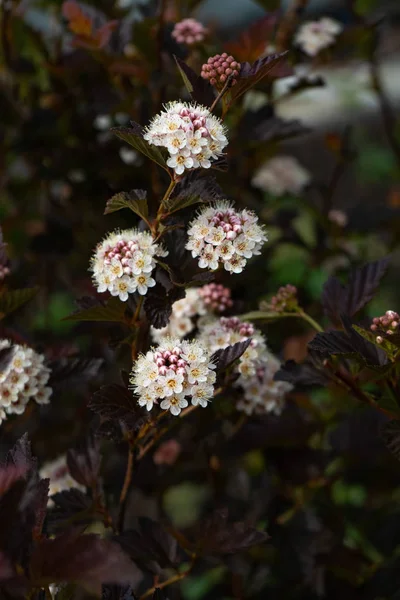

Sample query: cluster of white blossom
[186,201,267,274]
[151,288,208,343]
[294,18,343,57]
[0,340,52,425]
[252,156,310,196]
[130,338,216,416]
[40,455,85,506]
[144,101,228,175]
[198,316,267,379]
[236,351,293,416]
[90,229,167,301]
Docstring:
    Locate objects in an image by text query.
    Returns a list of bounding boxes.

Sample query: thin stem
[209,77,233,113]
[132,296,144,325]
[117,444,134,533]
[139,557,196,600]
[298,310,324,333]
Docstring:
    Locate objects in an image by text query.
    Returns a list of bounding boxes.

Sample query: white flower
[252,155,310,196]
[90,229,165,301]
[0,340,52,425]
[294,17,343,57]
[198,317,267,383]
[186,201,267,274]
[191,383,214,407]
[134,272,156,295]
[167,151,194,175]
[145,101,228,176]
[160,394,188,416]
[236,351,293,415]
[130,338,216,415]
[40,456,85,506]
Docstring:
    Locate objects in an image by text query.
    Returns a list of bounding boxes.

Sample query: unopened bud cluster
[0,340,52,425]
[186,201,267,274]
[199,283,233,312]
[40,455,85,506]
[201,53,241,87]
[269,284,298,313]
[198,316,267,379]
[144,101,228,175]
[90,229,167,301]
[172,18,207,46]
[237,352,293,416]
[371,310,399,343]
[131,339,216,416]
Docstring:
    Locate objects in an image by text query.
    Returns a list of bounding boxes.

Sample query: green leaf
[63,297,127,323]
[104,189,148,221]
[0,287,39,319]
[111,125,169,172]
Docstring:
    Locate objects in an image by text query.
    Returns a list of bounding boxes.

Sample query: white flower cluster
[130,338,216,416]
[0,340,51,425]
[151,288,207,343]
[295,18,343,57]
[186,201,267,274]
[144,101,228,175]
[39,455,85,506]
[90,229,167,301]
[198,316,267,379]
[237,351,293,416]
[252,156,310,196]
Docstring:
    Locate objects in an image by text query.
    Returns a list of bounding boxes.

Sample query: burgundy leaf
[102,584,136,600]
[211,339,252,372]
[48,489,94,533]
[322,257,390,325]
[5,433,37,473]
[196,509,269,555]
[67,434,101,488]
[0,551,14,581]
[144,285,185,329]
[89,384,148,432]
[174,56,215,107]
[30,529,135,595]
[274,357,330,387]
[0,464,28,497]
[32,478,50,540]
[48,357,103,389]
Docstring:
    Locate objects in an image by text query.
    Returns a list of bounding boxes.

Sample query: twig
[139,557,196,600]
[210,76,234,113]
[117,444,134,533]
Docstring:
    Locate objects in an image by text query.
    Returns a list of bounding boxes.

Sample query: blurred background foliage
[1,0,400,598]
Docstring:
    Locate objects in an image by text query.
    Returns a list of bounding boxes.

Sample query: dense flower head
[90,229,167,301]
[269,284,298,313]
[198,316,267,379]
[252,155,310,196]
[0,340,52,425]
[294,18,343,57]
[40,455,85,506]
[201,53,241,87]
[151,284,233,344]
[237,352,293,416]
[186,201,267,274]
[199,283,233,313]
[371,310,399,342]
[130,338,216,416]
[144,101,228,175]
[172,18,207,46]
[151,288,208,343]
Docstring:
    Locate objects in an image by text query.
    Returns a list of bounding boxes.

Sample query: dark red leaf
[67,434,101,488]
[0,464,28,497]
[322,257,390,325]
[48,357,103,389]
[196,509,269,555]
[211,339,252,372]
[144,285,185,329]
[5,433,37,473]
[174,56,215,107]
[48,489,94,533]
[30,529,135,594]
[102,584,136,600]
[89,384,148,432]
